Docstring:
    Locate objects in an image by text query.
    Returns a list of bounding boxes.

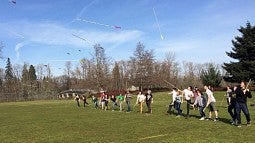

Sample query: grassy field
[0,91,255,143]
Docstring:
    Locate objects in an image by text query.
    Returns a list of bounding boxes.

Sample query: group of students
[74,94,89,107]
[89,90,154,114]
[74,81,252,127]
[166,85,219,121]
[166,81,252,127]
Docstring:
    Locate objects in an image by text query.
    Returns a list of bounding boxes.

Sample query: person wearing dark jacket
[145,90,153,114]
[228,86,237,125]
[235,81,252,127]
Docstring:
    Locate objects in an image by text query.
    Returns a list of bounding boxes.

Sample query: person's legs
[235,102,242,126]
[95,102,98,108]
[167,103,173,114]
[126,101,131,112]
[101,101,105,110]
[199,107,203,118]
[176,102,181,115]
[112,102,115,110]
[146,102,151,113]
[119,101,122,111]
[228,104,235,119]
[77,100,80,107]
[201,107,206,118]
[240,103,251,124]
[140,102,143,113]
[186,100,191,116]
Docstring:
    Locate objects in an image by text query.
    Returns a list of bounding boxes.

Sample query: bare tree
[65,61,72,77]
[129,42,155,90]
[92,44,111,90]
[45,64,52,79]
[36,64,44,80]
[112,62,121,90]
[118,60,130,90]
[13,64,22,80]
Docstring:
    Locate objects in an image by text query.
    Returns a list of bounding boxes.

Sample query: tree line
[0,22,254,102]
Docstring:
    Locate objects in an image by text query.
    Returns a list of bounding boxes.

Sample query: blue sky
[1,0,255,76]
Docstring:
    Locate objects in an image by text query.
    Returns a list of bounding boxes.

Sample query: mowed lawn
[0,91,255,143]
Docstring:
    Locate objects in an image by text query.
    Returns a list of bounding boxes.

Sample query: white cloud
[3,21,143,48]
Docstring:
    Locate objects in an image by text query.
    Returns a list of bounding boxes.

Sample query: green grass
[0,91,255,143]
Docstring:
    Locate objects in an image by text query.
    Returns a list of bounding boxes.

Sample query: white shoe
[199,117,205,120]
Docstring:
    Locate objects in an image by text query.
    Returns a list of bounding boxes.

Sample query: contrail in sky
[153,7,164,40]
[15,41,28,61]
[67,0,98,25]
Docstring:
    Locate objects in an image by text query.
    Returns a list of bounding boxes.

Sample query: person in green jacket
[117,94,124,111]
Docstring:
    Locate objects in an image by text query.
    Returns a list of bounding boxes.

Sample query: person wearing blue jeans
[192,89,206,120]
[124,91,132,112]
[234,81,252,127]
[174,90,182,117]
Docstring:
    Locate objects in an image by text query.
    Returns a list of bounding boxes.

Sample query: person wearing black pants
[235,81,252,127]
[228,86,237,125]
[183,86,194,118]
[166,88,178,115]
[74,94,80,107]
[82,95,89,107]
[145,90,153,114]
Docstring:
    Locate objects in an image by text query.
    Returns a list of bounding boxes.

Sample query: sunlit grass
[0,91,255,143]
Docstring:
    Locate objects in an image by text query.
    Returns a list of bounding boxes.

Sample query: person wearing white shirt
[204,85,219,121]
[136,91,145,113]
[183,86,194,117]
[166,88,178,115]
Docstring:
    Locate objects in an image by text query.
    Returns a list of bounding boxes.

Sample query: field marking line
[140,134,168,140]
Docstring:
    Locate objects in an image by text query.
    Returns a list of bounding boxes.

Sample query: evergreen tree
[4,58,14,94]
[5,58,14,81]
[223,22,255,82]
[28,65,37,81]
[200,63,222,87]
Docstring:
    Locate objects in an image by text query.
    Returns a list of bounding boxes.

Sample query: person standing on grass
[116,94,124,111]
[166,88,178,115]
[82,95,89,107]
[192,89,206,120]
[193,87,199,104]
[136,91,145,113]
[100,92,107,110]
[104,93,110,110]
[204,85,219,121]
[74,94,80,107]
[235,81,252,127]
[228,85,237,125]
[183,86,194,118]
[145,89,153,114]
[110,95,118,111]
[174,90,183,117]
[124,90,132,112]
[92,95,99,109]
[225,86,232,106]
